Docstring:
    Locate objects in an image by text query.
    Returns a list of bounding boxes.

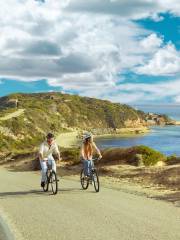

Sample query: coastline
[94,128,150,140]
[107,126,149,135]
[56,126,150,148]
[175,121,180,125]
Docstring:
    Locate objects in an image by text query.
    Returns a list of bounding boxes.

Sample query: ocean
[95,105,180,156]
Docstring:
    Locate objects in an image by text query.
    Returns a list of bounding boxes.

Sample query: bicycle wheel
[92,169,100,192]
[80,169,89,190]
[50,171,58,195]
[43,172,49,192]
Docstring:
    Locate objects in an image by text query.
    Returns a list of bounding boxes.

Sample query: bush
[101,148,132,164]
[61,147,80,165]
[101,145,166,166]
[166,154,180,165]
[130,145,166,166]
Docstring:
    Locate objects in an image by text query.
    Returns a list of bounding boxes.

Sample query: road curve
[0,168,179,240]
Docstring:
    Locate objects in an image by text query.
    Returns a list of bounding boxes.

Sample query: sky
[0,0,180,105]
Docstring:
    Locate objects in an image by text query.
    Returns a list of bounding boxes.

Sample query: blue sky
[136,13,180,49]
[0,0,180,105]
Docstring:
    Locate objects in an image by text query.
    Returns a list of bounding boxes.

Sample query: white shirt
[39,141,60,160]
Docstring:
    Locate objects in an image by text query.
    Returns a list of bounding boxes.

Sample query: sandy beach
[56,131,79,148]
[56,127,150,148]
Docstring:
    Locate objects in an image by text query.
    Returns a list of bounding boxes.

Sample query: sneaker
[41,181,45,188]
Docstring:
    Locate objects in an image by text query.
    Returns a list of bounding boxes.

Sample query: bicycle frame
[43,159,58,194]
[90,158,100,171]
[80,157,100,192]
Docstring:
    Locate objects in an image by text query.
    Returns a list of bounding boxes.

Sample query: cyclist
[38,133,61,188]
[81,132,102,178]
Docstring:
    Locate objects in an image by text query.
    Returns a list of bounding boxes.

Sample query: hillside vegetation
[0,92,146,155]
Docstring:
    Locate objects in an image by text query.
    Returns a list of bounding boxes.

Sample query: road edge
[0,215,14,240]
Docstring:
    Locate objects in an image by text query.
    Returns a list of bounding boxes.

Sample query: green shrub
[101,145,166,166]
[166,154,180,165]
[132,145,166,166]
[167,154,177,161]
[61,147,80,165]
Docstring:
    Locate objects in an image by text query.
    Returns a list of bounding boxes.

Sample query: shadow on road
[153,191,180,207]
[0,189,44,198]
[59,187,96,194]
[0,187,95,199]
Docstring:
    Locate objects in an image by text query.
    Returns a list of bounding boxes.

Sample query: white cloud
[105,92,147,104]
[115,79,180,103]
[0,0,180,104]
[77,78,180,104]
[0,1,150,92]
[158,0,180,17]
[140,33,163,51]
[150,13,164,22]
[135,43,180,76]
[66,0,180,19]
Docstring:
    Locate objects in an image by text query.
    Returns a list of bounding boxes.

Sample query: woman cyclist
[81,132,102,178]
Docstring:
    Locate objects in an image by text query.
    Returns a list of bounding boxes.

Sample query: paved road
[0,168,179,240]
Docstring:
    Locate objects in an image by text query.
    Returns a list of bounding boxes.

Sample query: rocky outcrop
[145,113,173,126]
[124,118,141,127]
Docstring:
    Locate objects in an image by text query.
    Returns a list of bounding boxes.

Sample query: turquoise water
[95,105,180,156]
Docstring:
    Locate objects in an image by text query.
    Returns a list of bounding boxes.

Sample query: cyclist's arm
[38,152,43,161]
[53,143,61,161]
[81,145,86,159]
[56,151,61,161]
[38,143,44,160]
[93,142,102,159]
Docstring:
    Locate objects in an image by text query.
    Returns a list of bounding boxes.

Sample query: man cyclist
[38,133,61,188]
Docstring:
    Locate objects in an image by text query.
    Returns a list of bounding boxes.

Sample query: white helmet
[83,132,92,141]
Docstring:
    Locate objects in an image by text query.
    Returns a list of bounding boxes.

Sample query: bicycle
[80,157,100,192]
[43,161,58,195]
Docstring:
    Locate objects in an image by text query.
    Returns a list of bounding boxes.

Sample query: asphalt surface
[0,168,179,240]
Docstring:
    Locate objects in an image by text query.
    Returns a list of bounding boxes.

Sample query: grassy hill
[0,92,146,155]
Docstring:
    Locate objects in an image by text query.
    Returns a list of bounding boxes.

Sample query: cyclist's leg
[48,156,56,172]
[88,160,93,174]
[83,159,89,176]
[40,160,47,183]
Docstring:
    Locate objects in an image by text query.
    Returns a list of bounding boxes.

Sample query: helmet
[83,132,92,141]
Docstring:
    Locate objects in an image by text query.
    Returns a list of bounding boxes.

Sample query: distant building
[6,99,19,108]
